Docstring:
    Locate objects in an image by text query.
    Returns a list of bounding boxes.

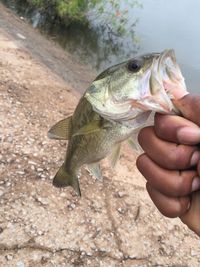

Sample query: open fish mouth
[85,49,188,122]
[158,49,188,99]
[135,49,188,114]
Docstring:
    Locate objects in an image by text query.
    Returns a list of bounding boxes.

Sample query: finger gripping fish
[48,50,188,196]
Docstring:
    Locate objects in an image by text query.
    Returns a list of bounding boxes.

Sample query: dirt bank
[0,3,199,267]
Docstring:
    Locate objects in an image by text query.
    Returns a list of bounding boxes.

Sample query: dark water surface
[2,0,200,93]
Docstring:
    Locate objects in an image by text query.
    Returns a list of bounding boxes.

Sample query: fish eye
[127,60,141,72]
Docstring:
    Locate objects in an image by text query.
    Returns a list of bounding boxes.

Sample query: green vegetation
[1,0,142,68]
[23,0,142,41]
[27,0,89,23]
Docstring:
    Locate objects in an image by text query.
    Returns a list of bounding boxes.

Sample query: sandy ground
[0,3,200,267]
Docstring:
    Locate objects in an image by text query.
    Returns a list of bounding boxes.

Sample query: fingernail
[191,177,200,192]
[177,127,200,144]
[190,151,200,166]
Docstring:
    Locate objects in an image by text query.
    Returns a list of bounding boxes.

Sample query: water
[2,0,200,93]
[51,0,200,93]
[132,0,200,93]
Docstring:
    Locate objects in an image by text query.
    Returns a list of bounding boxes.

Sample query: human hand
[136,94,200,235]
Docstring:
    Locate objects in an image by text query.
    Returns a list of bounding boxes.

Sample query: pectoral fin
[73,120,101,137]
[53,164,81,196]
[109,143,121,169]
[48,117,72,140]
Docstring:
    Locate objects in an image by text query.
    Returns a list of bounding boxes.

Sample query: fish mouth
[86,50,188,122]
[139,49,188,114]
[158,49,188,99]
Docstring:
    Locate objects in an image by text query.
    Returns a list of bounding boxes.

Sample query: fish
[48,49,188,196]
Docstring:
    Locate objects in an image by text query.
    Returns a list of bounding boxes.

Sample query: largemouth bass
[48,50,188,196]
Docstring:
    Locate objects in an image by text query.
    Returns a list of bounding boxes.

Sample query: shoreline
[0,3,199,266]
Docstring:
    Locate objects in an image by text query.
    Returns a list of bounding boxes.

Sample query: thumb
[174,94,200,126]
[180,191,200,236]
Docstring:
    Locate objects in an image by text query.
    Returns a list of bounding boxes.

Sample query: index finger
[174,94,200,126]
[154,113,200,145]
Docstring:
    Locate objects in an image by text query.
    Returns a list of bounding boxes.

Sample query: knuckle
[167,147,181,168]
[174,174,187,196]
[138,127,152,145]
[167,145,193,169]
[155,117,166,135]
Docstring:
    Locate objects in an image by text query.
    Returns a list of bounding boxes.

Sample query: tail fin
[53,164,81,196]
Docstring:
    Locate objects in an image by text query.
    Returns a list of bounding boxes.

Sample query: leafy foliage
[24,0,142,39]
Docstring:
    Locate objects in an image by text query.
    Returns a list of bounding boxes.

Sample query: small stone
[31,165,35,171]
[0,189,4,197]
[5,181,11,187]
[38,230,43,236]
[7,136,13,143]
[117,207,127,214]
[115,191,126,198]
[68,203,76,210]
[28,160,37,165]
[17,171,25,175]
[16,260,25,267]
[191,249,198,256]
[37,197,49,205]
[5,254,13,261]
[37,168,43,172]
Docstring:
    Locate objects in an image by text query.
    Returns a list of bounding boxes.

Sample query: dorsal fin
[48,117,72,140]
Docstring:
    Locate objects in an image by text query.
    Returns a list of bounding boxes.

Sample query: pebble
[37,168,44,172]
[31,165,35,171]
[38,230,43,236]
[191,249,198,256]
[28,160,37,165]
[37,197,49,205]
[5,254,13,261]
[17,171,25,175]
[68,203,76,210]
[116,191,126,198]
[117,207,127,214]
[16,260,25,267]
[0,189,4,197]
[7,136,13,143]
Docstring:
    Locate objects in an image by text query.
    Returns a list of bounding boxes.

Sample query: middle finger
[138,126,200,170]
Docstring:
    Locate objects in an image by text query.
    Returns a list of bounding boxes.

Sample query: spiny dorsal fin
[109,143,121,169]
[48,117,72,140]
[53,164,81,196]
